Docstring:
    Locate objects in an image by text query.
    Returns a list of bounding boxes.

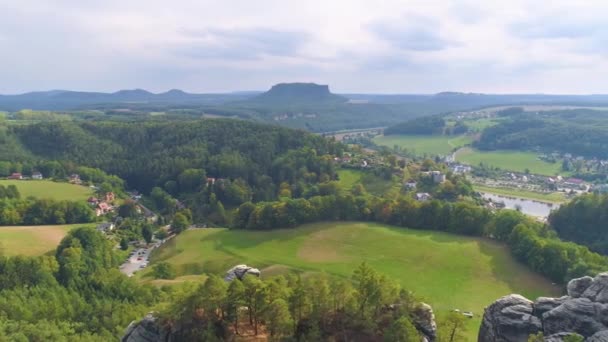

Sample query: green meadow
[373,134,473,156]
[456,148,563,175]
[147,222,560,338]
[0,179,94,201]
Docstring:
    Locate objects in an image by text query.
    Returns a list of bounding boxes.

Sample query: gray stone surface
[542,297,608,337]
[479,273,608,342]
[478,294,542,342]
[581,273,608,304]
[587,330,608,342]
[121,313,168,342]
[567,276,594,298]
[534,296,568,317]
[412,303,437,342]
[224,264,261,282]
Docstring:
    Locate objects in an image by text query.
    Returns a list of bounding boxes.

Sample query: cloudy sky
[1,0,607,94]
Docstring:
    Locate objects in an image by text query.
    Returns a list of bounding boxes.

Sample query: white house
[416,192,431,201]
[31,172,43,180]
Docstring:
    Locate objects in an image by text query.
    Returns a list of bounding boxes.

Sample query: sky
[1,0,607,94]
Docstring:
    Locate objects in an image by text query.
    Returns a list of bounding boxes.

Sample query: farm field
[373,134,473,156]
[0,180,94,201]
[148,222,560,338]
[0,223,95,256]
[474,184,567,203]
[456,148,563,175]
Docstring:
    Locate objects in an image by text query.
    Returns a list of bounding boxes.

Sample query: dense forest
[475,109,608,158]
[549,193,608,255]
[6,119,340,193]
[0,227,161,340]
[383,116,447,135]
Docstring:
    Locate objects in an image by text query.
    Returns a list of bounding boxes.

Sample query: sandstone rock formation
[479,272,608,341]
[412,303,437,342]
[121,313,170,342]
[224,264,261,282]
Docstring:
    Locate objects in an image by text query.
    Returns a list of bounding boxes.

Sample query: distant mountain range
[2,84,608,111]
[0,89,257,111]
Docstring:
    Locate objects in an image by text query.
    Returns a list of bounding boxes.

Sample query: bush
[153,262,176,280]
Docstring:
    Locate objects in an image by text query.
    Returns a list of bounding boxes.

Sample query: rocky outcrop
[224,264,261,282]
[412,303,437,342]
[479,294,542,342]
[479,272,608,342]
[121,313,170,342]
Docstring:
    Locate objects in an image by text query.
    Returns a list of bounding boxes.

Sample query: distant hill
[245,83,347,105]
[0,89,254,111]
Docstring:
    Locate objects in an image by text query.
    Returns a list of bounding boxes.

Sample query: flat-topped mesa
[249,82,347,105]
[479,272,608,342]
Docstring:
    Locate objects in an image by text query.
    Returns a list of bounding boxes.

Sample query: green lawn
[0,224,95,256]
[336,169,362,191]
[456,148,563,175]
[373,134,473,156]
[474,184,567,204]
[149,222,560,338]
[0,180,94,201]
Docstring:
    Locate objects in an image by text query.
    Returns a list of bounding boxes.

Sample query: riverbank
[474,184,567,204]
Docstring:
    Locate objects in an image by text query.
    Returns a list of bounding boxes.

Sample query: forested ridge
[475,109,608,158]
[6,119,341,194]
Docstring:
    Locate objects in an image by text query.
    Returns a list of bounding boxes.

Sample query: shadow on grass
[476,239,562,297]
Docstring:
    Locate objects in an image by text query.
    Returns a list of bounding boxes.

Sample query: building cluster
[88,191,116,216]
[7,171,43,180]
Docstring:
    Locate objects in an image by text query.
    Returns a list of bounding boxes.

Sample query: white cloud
[0,0,607,94]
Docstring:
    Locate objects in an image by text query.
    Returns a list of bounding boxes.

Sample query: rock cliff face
[479,273,608,341]
[121,314,171,342]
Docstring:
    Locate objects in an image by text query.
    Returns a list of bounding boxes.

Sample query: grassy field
[0,180,94,201]
[474,184,567,203]
[373,134,473,156]
[148,222,560,338]
[456,148,563,175]
[0,224,95,256]
[462,118,503,131]
[336,169,362,192]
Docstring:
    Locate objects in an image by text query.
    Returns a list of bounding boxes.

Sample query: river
[481,192,560,218]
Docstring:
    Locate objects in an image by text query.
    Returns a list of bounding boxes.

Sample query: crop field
[0,224,95,256]
[148,222,560,338]
[373,134,473,156]
[0,180,94,201]
[456,148,563,175]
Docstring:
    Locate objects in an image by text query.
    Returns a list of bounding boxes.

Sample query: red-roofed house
[96,202,112,216]
[8,173,22,180]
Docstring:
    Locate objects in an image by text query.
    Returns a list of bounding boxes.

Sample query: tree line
[0,198,95,225]
[234,195,608,283]
[161,262,468,341]
[475,109,608,159]
[548,193,608,255]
